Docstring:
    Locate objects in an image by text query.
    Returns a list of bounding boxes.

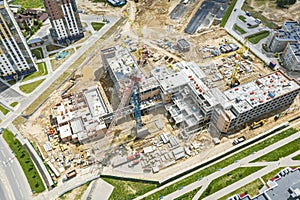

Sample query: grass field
[252,137,300,162]
[234,24,247,34]
[8,80,16,85]
[58,181,91,200]
[20,79,45,94]
[292,154,300,160]
[102,178,157,200]
[248,24,259,29]
[0,104,9,115]
[46,44,63,52]
[247,31,270,44]
[145,128,297,199]
[238,15,246,22]
[10,0,44,8]
[91,22,105,31]
[10,102,18,107]
[31,48,44,59]
[242,1,279,29]
[2,129,45,193]
[219,179,264,200]
[220,0,238,27]
[200,167,264,199]
[261,167,284,182]
[22,62,48,82]
[174,186,201,200]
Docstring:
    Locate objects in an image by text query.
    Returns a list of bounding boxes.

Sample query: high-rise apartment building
[43,0,84,44]
[0,0,36,80]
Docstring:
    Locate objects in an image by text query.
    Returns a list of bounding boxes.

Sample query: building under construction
[51,85,112,144]
[100,45,300,136]
[210,71,300,134]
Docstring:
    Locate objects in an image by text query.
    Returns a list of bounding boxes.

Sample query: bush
[276,0,296,7]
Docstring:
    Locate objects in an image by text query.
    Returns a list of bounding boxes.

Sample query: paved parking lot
[0,81,23,104]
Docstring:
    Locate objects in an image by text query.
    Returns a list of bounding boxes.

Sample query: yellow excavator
[250,119,266,129]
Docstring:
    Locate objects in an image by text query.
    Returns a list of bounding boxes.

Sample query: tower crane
[237,38,249,59]
[230,62,240,88]
[230,55,241,88]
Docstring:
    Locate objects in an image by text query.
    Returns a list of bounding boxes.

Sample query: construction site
[16,0,300,184]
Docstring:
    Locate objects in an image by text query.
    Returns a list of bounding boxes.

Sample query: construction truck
[250,120,266,129]
[232,136,246,145]
[63,169,77,181]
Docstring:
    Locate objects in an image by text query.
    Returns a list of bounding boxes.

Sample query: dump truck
[250,120,265,129]
[63,169,77,181]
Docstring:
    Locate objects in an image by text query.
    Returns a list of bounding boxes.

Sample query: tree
[276,0,287,8]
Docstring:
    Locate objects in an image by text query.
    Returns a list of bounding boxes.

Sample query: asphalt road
[0,136,31,200]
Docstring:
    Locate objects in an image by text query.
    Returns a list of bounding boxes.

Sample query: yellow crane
[122,10,142,38]
[237,38,249,58]
[230,62,240,88]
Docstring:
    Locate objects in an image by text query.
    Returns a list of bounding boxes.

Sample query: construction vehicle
[250,120,266,129]
[232,136,246,145]
[63,169,77,181]
[167,63,179,72]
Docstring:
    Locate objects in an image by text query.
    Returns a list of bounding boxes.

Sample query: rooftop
[224,70,300,114]
[274,21,300,42]
[102,45,137,84]
[83,86,109,118]
[289,43,300,62]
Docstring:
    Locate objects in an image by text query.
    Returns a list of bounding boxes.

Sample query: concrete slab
[81,178,114,200]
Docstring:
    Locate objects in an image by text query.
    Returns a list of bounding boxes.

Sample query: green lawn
[91,22,105,31]
[261,167,284,182]
[247,31,270,44]
[7,80,16,85]
[145,128,297,200]
[31,48,44,59]
[58,181,91,200]
[2,129,45,193]
[252,137,300,162]
[242,1,279,29]
[292,154,300,160]
[102,178,157,200]
[174,186,201,200]
[219,179,264,200]
[234,24,247,34]
[0,104,9,115]
[19,79,45,94]
[10,102,18,107]
[46,44,63,52]
[22,62,48,82]
[10,0,44,8]
[238,15,246,22]
[220,0,238,27]
[200,167,264,199]
[248,24,259,29]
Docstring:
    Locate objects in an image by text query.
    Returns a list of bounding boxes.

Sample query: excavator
[250,119,266,129]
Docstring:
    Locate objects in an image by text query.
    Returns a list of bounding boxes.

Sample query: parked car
[0,128,4,134]
[232,136,246,145]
